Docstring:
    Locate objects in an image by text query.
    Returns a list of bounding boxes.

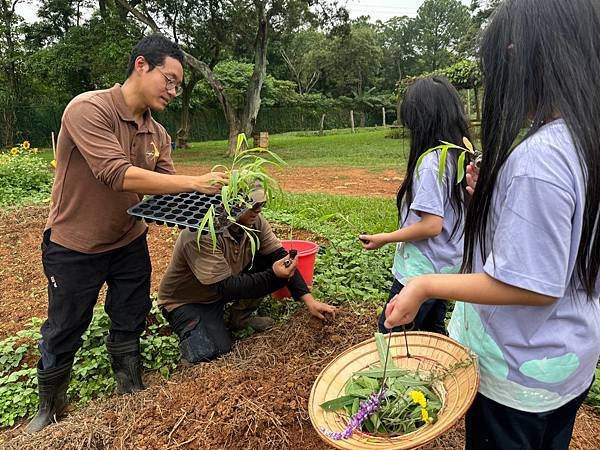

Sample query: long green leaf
[438,146,448,184]
[197,205,215,252]
[207,206,217,253]
[439,140,466,151]
[415,147,439,179]
[457,150,467,184]
[221,185,231,216]
[236,133,248,153]
[319,395,356,411]
[375,332,397,371]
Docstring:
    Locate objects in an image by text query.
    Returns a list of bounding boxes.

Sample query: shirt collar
[110,84,154,133]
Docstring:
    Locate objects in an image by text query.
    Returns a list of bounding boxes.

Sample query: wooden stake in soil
[51,131,56,159]
[382,107,386,127]
[350,110,355,133]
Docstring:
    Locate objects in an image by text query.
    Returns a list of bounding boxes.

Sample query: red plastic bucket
[272,240,319,299]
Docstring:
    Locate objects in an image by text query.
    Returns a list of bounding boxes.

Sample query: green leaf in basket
[319,395,357,411]
[354,368,410,379]
[352,397,360,416]
[356,376,380,392]
[345,386,375,399]
[375,332,397,371]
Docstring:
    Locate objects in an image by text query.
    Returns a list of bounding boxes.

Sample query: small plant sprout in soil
[197,133,285,258]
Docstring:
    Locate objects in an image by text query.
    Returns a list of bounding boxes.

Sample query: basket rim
[308,331,480,450]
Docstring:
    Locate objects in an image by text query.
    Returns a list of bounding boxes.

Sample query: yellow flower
[421,408,433,423]
[10,147,18,156]
[22,140,30,150]
[410,390,427,408]
[50,159,57,169]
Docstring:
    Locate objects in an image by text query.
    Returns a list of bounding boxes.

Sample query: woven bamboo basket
[309,332,479,450]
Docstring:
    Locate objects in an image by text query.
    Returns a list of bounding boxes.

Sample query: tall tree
[119,0,345,155]
[325,19,383,97]
[279,28,330,94]
[412,0,472,72]
[378,15,420,89]
[0,0,23,145]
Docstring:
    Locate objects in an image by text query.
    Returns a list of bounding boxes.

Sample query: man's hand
[466,162,479,196]
[272,255,298,278]
[302,294,337,321]
[190,171,228,195]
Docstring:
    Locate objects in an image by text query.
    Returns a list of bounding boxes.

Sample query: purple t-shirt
[392,151,464,284]
[449,120,600,412]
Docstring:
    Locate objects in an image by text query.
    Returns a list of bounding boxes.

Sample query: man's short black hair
[126,34,184,77]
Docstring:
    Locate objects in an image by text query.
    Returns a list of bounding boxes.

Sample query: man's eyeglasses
[156,67,183,97]
[251,202,266,211]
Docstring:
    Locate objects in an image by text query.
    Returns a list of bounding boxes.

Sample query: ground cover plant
[0,141,53,207]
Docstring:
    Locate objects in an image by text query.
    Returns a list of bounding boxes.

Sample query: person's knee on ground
[178,324,224,364]
[165,308,229,364]
[105,337,145,394]
[229,297,274,331]
[25,360,72,433]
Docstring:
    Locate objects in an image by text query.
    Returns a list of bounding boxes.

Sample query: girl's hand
[359,233,388,250]
[466,162,479,196]
[383,278,428,329]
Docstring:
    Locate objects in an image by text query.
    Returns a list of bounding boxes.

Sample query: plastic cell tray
[127,192,226,234]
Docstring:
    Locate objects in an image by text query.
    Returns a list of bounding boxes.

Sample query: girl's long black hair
[463,0,600,297]
[397,76,472,238]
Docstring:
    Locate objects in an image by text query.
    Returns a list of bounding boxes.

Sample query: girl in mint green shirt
[361,76,472,335]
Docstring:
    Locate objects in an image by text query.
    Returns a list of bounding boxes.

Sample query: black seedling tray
[127,192,230,234]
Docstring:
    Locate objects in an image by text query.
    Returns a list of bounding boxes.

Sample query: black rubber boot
[25,361,72,433]
[105,339,145,394]
[229,298,274,331]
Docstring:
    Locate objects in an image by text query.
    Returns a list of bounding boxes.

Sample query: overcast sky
[17,0,472,24]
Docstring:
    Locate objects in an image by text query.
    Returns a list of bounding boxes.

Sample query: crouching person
[157,190,336,364]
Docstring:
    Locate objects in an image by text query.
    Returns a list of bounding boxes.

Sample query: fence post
[350,110,355,133]
[319,113,325,136]
[382,107,386,127]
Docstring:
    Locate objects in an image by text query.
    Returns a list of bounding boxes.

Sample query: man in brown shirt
[157,191,337,364]
[27,35,227,433]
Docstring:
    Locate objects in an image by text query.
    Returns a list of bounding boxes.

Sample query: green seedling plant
[416,137,481,184]
[197,133,286,259]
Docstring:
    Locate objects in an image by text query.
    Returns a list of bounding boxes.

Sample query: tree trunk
[1,0,20,145]
[319,113,325,135]
[350,110,355,133]
[115,0,269,158]
[176,73,200,149]
[359,111,366,128]
[228,1,269,156]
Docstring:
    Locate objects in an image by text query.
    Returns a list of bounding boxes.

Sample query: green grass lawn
[174,128,410,169]
[34,127,410,170]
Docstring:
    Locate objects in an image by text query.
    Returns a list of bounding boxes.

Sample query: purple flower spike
[323,389,386,440]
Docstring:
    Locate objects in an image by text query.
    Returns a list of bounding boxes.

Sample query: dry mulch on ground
[3,308,599,449]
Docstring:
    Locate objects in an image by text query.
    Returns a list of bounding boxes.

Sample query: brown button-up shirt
[46,84,175,253]
[157,215,281,312]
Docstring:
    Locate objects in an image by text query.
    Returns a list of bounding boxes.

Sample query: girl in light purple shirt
[383,0,600,449]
